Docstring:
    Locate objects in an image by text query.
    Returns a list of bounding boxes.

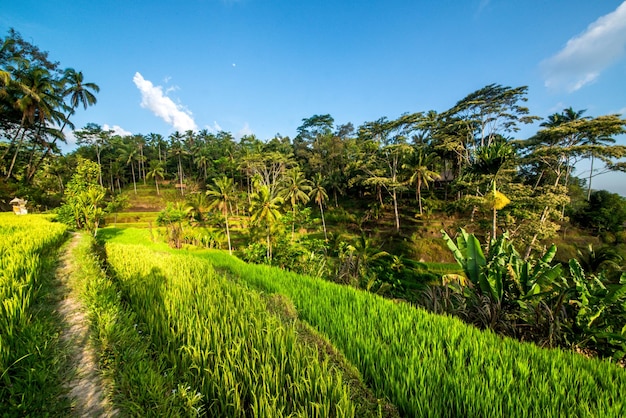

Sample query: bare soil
[56,233,117,417]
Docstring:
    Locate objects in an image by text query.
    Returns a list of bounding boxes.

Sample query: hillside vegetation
[3,215,626,416]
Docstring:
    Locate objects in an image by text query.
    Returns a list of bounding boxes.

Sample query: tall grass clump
[198,250,626,417]
[105,242,358,417]
[0,213,69,414]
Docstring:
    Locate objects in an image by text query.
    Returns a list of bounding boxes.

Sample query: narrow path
[56,233,117,417]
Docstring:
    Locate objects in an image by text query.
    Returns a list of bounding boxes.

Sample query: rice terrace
[3,2,626,417]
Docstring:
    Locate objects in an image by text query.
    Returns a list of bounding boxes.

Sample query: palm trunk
[319,201,327,241]
[5,130,26,179]
[291,206,296,241]
[96,146,103,187]
[225,211,232,255]
[417,177,423,216]
[392,188,400,231]
[131,162,137,195]
[178,155,184,196]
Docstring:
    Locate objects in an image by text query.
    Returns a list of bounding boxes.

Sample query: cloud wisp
[236,122,253,139]
[103,124,132,137]
[133,72,197,132]
[542,1,626,92]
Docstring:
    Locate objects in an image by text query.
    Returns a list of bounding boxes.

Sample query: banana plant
[442,228,563,303]
[569,259,626,358]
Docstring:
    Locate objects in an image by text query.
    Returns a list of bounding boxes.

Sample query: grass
[194,247,626,417]
[0,213,72,416]
[104,241,362,416]
[69,232,202,416]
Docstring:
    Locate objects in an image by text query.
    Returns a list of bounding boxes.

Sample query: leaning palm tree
[309,173,329,241]
[31,69,99,178]
[60,68,99,128]
[206,176,236,255]
[5,66,60,179]
[146,160,165,195]
[249,184,284,260]
[281,168,312,240]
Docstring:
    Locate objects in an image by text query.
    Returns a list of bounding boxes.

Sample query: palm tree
[206,176,236,255]
[249,184,284,260]
[405,148,440,216]
[169,131,186,195]
[146,160,165,195]
[5,66,61,179]
[281,168,312,240]
[119,141,138,194]
[309,173,329,241]
[30,69,99,178]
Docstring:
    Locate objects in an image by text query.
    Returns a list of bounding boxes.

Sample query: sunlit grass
[0,213,70,414]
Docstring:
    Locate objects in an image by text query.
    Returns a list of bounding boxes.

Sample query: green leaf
[441,229,465,269]
[541,244,557,264]
[482,269,503,300]
[465,234,486,287]
[587,307,605,328]
[569,259,585,284]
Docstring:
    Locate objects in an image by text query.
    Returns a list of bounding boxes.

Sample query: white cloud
[132,72,197,132]
[204,121,223,133]
[103,124,132,137]
[236,122,253,139]
[542,1,626,92]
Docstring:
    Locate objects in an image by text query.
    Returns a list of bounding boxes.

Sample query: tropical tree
[119,140,138,194]
[146,160,165,195]
[4,66,61,179]
[249,184,284,260]
[470,137,515,240]
[405,148,440,215]
[206,176,236,255]
[309,173,329,241]
[58,159,107,236]
[280,167,312,240]
[169,131,186,195]
[74,123,110,187]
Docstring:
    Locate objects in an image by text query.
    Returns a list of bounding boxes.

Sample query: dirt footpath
[56,233,117,417]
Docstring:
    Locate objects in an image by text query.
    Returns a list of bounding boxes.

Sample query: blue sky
[3,0,626,194]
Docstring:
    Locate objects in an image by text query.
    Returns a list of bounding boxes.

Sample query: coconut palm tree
[5,65,61,179]
[146,160,165,195]
[60,68,99,126]
[405,148,440,216]
[309,173,329,241]
[29,69,99,179]
[169,131,186,195]
[119,141,138,195]
[206,176,236,255]
[281,167,312,240]
[249,184,284,260]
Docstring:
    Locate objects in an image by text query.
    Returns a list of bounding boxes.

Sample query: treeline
[58,94,626,242]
